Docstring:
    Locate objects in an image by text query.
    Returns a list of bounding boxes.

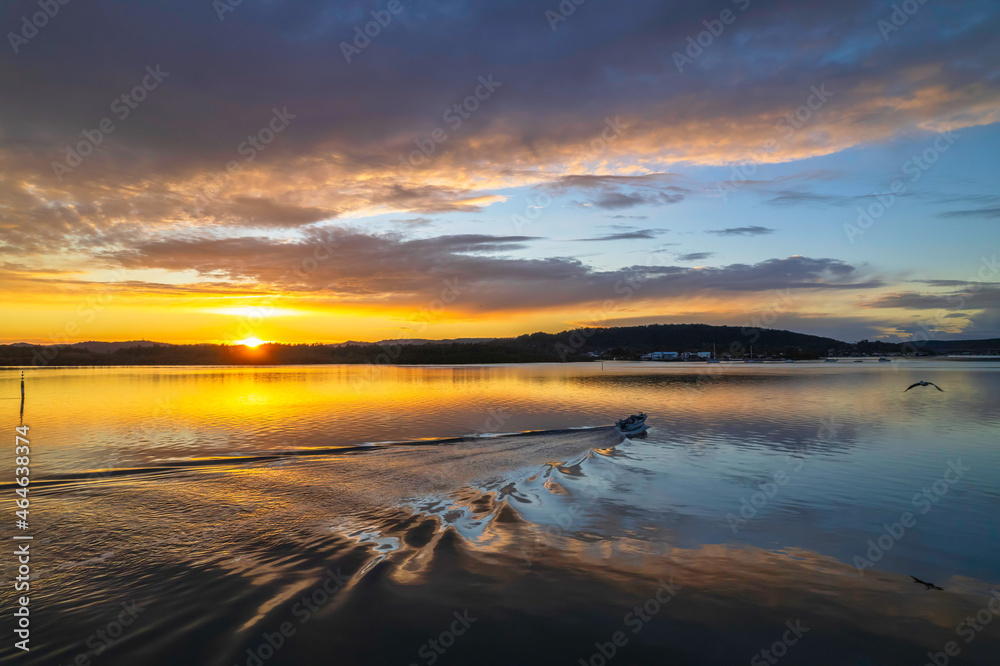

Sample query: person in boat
[617,413,647,429]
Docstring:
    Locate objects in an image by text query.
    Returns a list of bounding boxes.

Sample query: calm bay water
[1,361,998,665]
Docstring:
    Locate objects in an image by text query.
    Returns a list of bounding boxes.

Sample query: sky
[1,0,998,345]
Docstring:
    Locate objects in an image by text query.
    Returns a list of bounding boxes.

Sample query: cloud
[1,0,995,249]
[549,173,688,210]
[206,197,338,228]
[912,279,1000,287]
[677,252,714,261]
[859,282,1000,339]
[766,191,846,207]
[584,191,684,210]
[22,226,873,314]
[938,206,1000,219]
[575,229,667,241]
[863,287,1000,311]
[390,217,436,228]
[1,0,998,342]
[707,226,776,237]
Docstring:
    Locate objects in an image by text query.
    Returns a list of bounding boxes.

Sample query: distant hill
[69,340,173,353]
[376,337,496,346]
[1,325,996,366]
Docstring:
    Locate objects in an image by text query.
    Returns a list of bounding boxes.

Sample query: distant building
[640,351,679,361]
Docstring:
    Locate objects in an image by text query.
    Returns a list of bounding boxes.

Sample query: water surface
[1,362,998,665]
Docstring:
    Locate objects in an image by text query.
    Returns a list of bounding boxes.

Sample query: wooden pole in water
[21,370,24,399]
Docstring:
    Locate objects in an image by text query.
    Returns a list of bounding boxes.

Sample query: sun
[235,337,265,347]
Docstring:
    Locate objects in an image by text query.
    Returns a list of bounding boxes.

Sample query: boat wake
[10,425,622,494]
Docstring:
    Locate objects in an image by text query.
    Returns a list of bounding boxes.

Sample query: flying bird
[904,381,944,392]
[910,575,943,591]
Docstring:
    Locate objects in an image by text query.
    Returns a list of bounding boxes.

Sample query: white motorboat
[616,412,648,435]
[878,356,892,362]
